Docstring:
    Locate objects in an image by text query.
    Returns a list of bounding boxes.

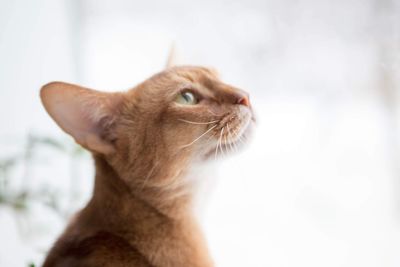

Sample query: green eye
[175,91,198,105]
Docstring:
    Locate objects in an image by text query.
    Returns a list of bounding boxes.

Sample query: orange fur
[40,66,254,267]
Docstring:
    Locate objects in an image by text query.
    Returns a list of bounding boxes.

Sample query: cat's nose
[235,93,250,107]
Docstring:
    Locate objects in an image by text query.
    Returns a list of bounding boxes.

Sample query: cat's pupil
[183,92,194,102]
[175,91,197,105]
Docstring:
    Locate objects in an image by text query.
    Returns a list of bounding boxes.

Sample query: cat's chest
[129,226,214,267]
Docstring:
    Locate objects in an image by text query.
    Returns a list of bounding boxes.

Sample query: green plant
[0,134,88,217]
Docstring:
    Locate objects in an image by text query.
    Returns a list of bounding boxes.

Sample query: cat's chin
[202,118,254,160]
[222,120,254,153]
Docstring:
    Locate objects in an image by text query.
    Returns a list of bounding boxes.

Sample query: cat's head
[41,66,254,189]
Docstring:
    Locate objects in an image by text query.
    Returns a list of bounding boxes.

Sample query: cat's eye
[175,91,198,105]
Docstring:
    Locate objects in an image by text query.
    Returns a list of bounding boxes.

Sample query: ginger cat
[40,65,254,267]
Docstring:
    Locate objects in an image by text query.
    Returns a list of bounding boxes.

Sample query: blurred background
[1,0,400,266]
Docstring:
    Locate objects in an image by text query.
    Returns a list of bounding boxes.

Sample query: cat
[40,65,254,267]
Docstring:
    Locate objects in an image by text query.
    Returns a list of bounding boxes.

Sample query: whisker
[178,119,219,125]
[230,132,240,153]
[237,132,247,145]
[224,128,229,154]
[226,124,236,153]
[204,131,216,145]
[214,137,219,160]
[230,126,246,145]
[230,125,246,150]
[180,124,218,148]
[218,127,225,157]
[206,131,215,142]
[140,162,158,192]
[205,109,220,117]
[214,128,223,160]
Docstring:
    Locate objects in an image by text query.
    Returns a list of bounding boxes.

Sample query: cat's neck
[80,155,213,267]
[90,154,194,219]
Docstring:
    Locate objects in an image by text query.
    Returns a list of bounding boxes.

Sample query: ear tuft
[40,82,123,155]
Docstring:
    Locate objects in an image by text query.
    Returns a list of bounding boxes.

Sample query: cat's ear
[165,44,179,68]
[40,82,124,155]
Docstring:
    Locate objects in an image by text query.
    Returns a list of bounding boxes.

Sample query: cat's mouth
[204,108,254,158]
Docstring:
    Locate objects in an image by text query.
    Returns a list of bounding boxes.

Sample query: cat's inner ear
[40,82,123,155]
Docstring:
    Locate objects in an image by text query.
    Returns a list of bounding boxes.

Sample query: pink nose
[236,95,250,107]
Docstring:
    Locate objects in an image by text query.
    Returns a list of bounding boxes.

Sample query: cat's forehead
[160,66,220,86]
[169,66,219,80]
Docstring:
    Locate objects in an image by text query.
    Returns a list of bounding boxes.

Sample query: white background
[1,0,400,266]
